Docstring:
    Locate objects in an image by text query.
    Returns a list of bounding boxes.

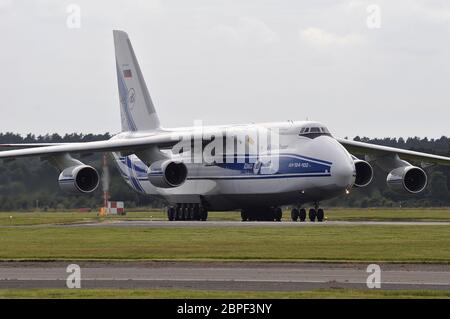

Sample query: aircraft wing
[337,138,450,167]
[0,133,180,160]
[0,143,68,149]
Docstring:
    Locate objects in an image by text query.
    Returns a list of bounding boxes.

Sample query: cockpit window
[299,125,332,138]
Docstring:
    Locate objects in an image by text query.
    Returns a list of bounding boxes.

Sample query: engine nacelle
[386,166,427,194]
[148,160,188,188]
[58,165,100,194]
[353,160,373,187]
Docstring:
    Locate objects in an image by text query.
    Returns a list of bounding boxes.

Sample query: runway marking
[1,265,450,288]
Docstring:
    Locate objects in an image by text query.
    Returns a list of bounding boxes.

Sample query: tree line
[0,133,448,211]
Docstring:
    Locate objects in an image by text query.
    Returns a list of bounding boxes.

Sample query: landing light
[345,189,350,195]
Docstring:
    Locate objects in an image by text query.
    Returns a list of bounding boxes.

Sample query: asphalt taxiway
[1,262,449,291]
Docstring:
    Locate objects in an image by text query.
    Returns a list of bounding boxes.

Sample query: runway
[64,220,450,228]
[1,262,450,291]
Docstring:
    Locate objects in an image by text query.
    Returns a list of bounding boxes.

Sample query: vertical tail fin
[113,30,161,132]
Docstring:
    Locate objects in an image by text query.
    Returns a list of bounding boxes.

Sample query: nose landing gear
[291,204,325,222]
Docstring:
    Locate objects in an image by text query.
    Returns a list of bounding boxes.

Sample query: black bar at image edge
[0,299,447,317]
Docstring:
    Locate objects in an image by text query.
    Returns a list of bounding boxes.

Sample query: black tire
[309,208,316,222]
[200,207,208,221]
[167,207,175,221]
[181,207,188,220]
[175,206,182,221]
[193,205,201,221]
[317,208,324,222]
[291,208,299,221]
[299,208,306,222]
[188,207,195,220]
[274,207,282,222]
[241,210,248,222]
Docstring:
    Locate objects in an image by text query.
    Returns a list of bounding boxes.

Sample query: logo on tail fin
[128,88,136,110]
[123,69,132,78]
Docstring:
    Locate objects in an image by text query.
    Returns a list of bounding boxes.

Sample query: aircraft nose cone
[333,156,355,188]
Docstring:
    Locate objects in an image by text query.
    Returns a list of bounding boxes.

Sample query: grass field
[1,225,450,262]
[1,208,450,226]
[1,288,450,299]
[1,210,450,299]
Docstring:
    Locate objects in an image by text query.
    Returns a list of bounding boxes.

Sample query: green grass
[1,208,450,226]
[1,225,450,262]
[325,208,450,222]
[1,288,450,299]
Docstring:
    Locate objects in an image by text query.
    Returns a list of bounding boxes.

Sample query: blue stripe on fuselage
[116,154,332,186]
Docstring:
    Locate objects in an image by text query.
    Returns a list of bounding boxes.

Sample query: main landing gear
[291,204,325,222]
[167,204,208,221]
[241,207,283,222]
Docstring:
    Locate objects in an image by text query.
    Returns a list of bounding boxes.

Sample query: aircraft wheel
[317,208,324,222]
[241,210,248,222]
[274,207,282,222]
[167,207,175,221]
[193,205,201,221]
[175,206,182,221]
[181,206,188,220]
[200,207,208,221]
[188,206,195,220]
[309,208,316,222]
[291,208,299,221]
[299,208,306,222]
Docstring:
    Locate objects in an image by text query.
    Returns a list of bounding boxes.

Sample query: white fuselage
[111,121,356,210]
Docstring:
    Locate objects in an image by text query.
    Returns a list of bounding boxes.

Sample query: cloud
[211,16,279,44]
[299,27,363,46]
[0,0,12,10]
[414,2,450,23]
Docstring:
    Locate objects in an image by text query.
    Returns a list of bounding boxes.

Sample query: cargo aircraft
[1,30,449,222]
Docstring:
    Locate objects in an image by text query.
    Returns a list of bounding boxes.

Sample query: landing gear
[309,203,325,222]
[168,204,208,221]
[176,206,183,220]
[291,207,310,222]
[308,208,316,222]
[274,207,282,222]
[242,207,282,222]
[167,207,175,221]
[291,205,325,222]
[291,208,299,221]
[299,208,306,222]
[317,208,324,222]
[193,205,201,220]
[241,210,249,222]
[200,206,208,221]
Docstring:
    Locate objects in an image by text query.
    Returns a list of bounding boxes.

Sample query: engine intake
[353,160,373,187]
[386,166,427,194]
[58,165,100,194]
[148,160,188,188]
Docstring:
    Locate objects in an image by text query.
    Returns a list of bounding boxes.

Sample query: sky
[0,0,449,139]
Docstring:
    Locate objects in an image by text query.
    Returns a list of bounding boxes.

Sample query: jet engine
[386,166,427,194]
[58,165,100,194]
[148,160,188,188]
[353,159,373,187]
